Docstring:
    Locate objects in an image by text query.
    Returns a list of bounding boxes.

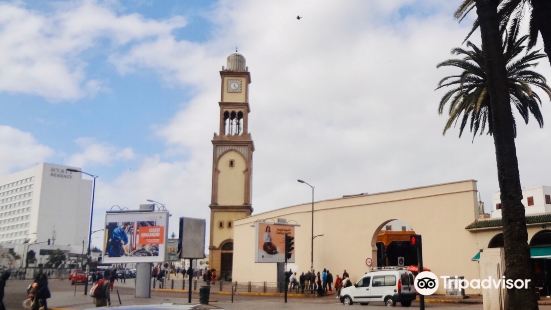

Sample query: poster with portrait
[255,222,295,263]
[103,211,169,263]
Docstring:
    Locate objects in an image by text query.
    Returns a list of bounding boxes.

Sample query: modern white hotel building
[0,163,92,251]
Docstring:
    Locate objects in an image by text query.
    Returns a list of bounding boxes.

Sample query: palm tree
[441,0,541,307]
[456,0,551,66]
[437,31,550,138]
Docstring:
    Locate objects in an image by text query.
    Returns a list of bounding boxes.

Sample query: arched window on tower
[237,111,243,135]
[230,111,237,135]
[223,111,230,135]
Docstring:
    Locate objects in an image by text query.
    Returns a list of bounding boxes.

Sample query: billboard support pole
[135,262,152,298]
[188,259,193,303]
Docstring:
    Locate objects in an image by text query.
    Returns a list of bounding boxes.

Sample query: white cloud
[0,125,53,174]
[0,1,186,101]
[67,137,135,167]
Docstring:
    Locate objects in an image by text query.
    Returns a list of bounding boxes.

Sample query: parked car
[339,267,416,307]
[69,270,87,285]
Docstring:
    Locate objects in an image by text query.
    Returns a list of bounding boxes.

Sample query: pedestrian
[34,273,51,310]
[327,270,333,292]
[92,273,111,307]
[334,274,343,298]
[316,272,323,297]
[322,268,328,293]
[343,269,349,279]
[299,272,305,294]
[0,271,10,310]
[211,269,217,285]
[289,272,298,292]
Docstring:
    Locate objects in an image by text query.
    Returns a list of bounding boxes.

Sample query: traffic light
[285,234,294,260]
[410,235,418,247]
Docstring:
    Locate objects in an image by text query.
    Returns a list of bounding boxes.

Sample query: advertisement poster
[255,222,295,263]
[103,211,169,263]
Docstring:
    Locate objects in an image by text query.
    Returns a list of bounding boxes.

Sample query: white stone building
[491,186,551,218]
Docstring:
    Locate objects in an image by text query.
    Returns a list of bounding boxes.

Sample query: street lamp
[297,179,315,271]
[67,168,97,296]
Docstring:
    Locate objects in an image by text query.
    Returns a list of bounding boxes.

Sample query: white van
[339,268,416,307]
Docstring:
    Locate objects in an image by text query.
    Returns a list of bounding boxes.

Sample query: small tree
[46,249,66,269]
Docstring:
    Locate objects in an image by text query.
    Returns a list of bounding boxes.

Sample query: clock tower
[208,52,254,280]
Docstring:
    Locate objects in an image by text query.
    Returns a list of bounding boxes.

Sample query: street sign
[398,256,405,267]
[365,257,373,267]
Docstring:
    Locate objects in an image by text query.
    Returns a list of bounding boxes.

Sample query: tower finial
[235,46,238,53]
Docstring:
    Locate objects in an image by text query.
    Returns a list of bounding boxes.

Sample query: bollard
[248,281,251,292]
[231,283,234,303]
[263,281,267,293]
[194,279,197,291]
[171,279,174,289]
[153,278,156,288]
[199,285,210,304]
[183,278,186,290]
[220,279,223,291]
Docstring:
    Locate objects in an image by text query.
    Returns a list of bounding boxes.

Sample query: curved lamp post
[67,168,97,296]
[297,179,315,271]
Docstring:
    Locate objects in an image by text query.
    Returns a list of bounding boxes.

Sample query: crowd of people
[287,268,353,297]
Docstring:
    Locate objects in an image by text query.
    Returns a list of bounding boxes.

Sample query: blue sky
[1,0,550,246]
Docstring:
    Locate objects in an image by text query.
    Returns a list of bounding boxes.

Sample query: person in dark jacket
[34,273,51,310]
[0,271,11,310]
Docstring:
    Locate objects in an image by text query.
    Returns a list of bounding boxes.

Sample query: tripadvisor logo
[414,271,532,296]
[414,271,439,295]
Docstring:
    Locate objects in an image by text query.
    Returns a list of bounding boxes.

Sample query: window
[385,225,392,231]
[228,221,232,228]
[218,221,224,228]
[372,275,396,287]
[546,195,551,205]
[496,203,502,210]
[357,277,371,287]
[527,196,534,206]
[229,159,235,168]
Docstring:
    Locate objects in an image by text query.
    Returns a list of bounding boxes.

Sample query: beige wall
[233,180,483,294]
[222,77,247,102]
[212,211,249,248]
[217,151,246,206]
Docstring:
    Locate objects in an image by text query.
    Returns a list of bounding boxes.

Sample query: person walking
[0,271,10,310]
[334,274,343,299]
[327,270,333,293]
[342,269,349,279]
[34,273,51,310]
[299,272,305,294]
[93,273,111,307]
[316,272,323,297]
[321,268,328,294]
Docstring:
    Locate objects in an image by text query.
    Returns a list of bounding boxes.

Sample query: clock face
[227,79,242,93]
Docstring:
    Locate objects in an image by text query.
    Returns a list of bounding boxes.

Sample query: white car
[339,268,416,307]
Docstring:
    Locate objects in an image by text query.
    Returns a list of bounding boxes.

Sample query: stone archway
[220,240,234,281]
[371,219,416,268]
[488,233,504,248]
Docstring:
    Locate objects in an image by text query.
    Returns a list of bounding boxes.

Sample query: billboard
[166,239,179,262]
[103,211,169,263]
[178,217,206,259]
[255,222,295,263]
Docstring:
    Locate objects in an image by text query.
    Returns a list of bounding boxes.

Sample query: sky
[1,0,550,248]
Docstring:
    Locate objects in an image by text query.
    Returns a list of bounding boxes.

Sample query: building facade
[208,52,254,281]
[0,163,92,251]
[491,186,551,218]
[233,180,483,294]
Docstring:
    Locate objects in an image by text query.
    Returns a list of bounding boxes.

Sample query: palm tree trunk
[475,0,538,308]
[532,0,551,66]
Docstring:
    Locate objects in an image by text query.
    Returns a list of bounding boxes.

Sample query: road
[5,279,551,309]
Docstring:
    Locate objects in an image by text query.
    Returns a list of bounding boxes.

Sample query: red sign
[365,257,373,267]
